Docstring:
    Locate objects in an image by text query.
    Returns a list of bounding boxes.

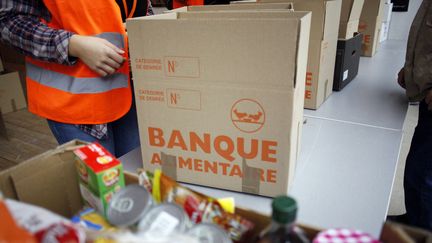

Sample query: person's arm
[0,0,75,65]
[0,0,125,76]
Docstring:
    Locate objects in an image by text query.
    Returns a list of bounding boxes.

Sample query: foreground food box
[127,11,311,197]
[0,141,430,242]
[359,0,386,57]
[257,0,342,110]
[339,0,364,39]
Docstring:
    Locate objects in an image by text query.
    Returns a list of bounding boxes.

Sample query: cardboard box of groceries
[256,0,342,110]
[127,10,311,197]
[0,141,429,243]
[339,0,364,39]
[359,0,386,57]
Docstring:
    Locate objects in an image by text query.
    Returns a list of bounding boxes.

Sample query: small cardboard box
[339,0,364,39]
[74,143,125,215]
[258,0,342,110]
[127,10,311,197]
[0,71,27,114]
[359,0,386,57]
[333,33,362,91]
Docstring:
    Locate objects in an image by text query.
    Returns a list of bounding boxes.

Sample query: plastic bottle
[257,195,310,243]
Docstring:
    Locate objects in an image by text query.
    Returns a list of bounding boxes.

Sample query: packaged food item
[148,169,254,242]
[137,202,189,238]
[107,184,153,227]
[5,198,69,234]
[313,229,380,243]
[188,223,232,243]
[71,208,114,231]
[0,196,37,243]
[257,195,310,243]
[74,143,125,216]
[34,223,85,243]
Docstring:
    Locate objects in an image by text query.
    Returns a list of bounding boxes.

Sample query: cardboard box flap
[127,11,311,89]
[188,2,294,11]
[323,0,342,40]
[340,0,364,22]
[290,0,326,41]
[0,140,87,217]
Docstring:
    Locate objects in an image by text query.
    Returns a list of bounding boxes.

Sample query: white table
[120,40,409,238]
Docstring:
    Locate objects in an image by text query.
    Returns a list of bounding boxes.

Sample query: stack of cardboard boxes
[380,1,393,42]
[333,0,364,91]
[127,9,311,197]
[359,0,386,57]
[0,43,27,139]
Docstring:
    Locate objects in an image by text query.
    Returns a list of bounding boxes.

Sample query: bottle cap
[271,195,297,224]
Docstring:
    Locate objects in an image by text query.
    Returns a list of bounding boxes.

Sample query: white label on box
[79,184,104,215]
[148,211,179,236]
[343,70,349,81]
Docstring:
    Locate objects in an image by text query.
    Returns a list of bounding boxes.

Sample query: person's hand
[397,67,406,89]
[69,35,125,77]
[425,89,432,111]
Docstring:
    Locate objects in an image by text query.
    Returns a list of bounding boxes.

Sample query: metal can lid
[137,203,188,235]
[188,223,232,243]
[107,184,153,227]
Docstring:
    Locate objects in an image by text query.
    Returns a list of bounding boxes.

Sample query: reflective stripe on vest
[26,62,128,94]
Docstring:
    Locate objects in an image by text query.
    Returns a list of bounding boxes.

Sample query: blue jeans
[404,100,432,230]
[47,100,140,158]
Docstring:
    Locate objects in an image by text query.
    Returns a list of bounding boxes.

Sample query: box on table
[359,0,386,57]
[333,33,362,91]
[339,0,364,39]
[0,71,27,114]
[73,143,125,216]
[258,0,342,110]
[127,10,311,197]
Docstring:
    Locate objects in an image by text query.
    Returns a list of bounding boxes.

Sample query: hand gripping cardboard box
[359,0,386,57]
[339,0,365,39]
[257,0,342,110]
[127,11,311,197]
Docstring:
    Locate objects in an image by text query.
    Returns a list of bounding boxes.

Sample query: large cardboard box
[339,0,364,39]
[333,33,362,91]
[379,2,393,43]
[0,71,27,114]
[0,43,27,101]
[127,11,311,197]
[359,0,386,57]
[257,0,342,110]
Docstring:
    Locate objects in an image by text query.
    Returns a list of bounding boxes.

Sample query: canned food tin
[188,223,232,243]
[137,202,188,236]
[107,184,153,227]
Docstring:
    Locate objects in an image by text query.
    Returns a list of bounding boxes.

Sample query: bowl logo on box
[102,169,120,187]
[96,155,113,165]
[231,99,265,133]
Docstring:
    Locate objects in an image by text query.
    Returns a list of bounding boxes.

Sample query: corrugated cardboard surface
[0,140,86,217]
[127,11,310,197]
[359,0,385,56]
[339,0,364,39]
[0,72,27,114]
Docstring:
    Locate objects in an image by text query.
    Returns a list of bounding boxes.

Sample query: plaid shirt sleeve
[0,0,75,65]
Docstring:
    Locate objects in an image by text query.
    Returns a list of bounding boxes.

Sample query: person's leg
[404,101,432,230]
[111,98,141,158]
[47,120,115,155]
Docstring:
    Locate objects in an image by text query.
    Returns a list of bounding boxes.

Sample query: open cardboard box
[0,140,429,242]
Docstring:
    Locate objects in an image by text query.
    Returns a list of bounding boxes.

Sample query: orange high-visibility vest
[26,0,131,124]
[173,0,203,9]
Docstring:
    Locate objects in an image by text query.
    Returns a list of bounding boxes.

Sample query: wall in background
[388,0,422,40]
